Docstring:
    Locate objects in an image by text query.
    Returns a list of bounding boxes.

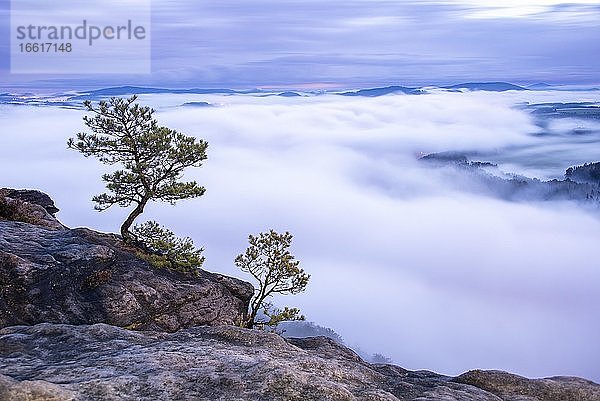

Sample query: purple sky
[2,89,600,380]
[1,0,599,89]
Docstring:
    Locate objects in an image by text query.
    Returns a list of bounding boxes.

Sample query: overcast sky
[1,0,599,89]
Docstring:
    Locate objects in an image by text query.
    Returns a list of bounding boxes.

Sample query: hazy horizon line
[2,80,599,95]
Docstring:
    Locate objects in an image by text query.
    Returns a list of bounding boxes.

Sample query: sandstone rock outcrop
[0,188,65,230]
[454,370,600,401]
[0,189,60,215]
[0,189,253,332]
[1,323,598,401]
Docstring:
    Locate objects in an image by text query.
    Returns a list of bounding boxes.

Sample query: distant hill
[527,83,553,89]
[420,152,600,204]
[339,83,529,96]
[525,102,600,120]
[339,85,423,97]
[258,91,305,98]
[68,86,241,100]
[181,101,213,108]
[444,82,527,92]
[275,91,304,97]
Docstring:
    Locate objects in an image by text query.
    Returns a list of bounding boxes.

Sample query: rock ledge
[0,189,253,332]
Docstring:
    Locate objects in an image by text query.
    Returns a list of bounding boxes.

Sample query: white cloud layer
[1,90,599,381]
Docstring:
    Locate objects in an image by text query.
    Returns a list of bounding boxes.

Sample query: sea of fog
[1,89,599,381]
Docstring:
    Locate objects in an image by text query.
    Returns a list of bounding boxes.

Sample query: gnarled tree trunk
[120,199,148,242]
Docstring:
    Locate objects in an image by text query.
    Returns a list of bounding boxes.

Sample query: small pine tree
[68,96,208,242]
[132,220,205,274]
[235,230,310,329]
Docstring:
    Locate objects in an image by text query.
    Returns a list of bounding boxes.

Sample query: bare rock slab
[0,189,253,332]
[2,323,598,401]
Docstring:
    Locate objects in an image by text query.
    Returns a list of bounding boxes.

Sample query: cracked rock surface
[1,323,598,401]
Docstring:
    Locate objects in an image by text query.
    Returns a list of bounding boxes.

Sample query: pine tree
[235,230,310,329]
[68,96,208,242]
